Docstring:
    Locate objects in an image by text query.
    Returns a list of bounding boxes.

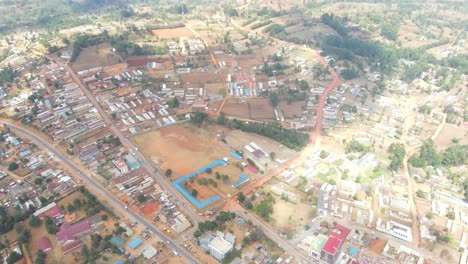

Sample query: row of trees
[217,114,309,150]
[409,139,467,168]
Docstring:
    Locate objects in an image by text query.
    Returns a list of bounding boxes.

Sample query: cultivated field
[71,43,121,72]
[222,98,275,121]
[277,100,306,119]
[434,123,468,148]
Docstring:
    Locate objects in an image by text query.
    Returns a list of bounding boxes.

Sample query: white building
[208,232,235,260]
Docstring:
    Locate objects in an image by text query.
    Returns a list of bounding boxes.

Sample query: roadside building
[124,154,140,171]
[33,202,63,220]
[317,183,335,216]
[320,224,351,263]
[113,159,128,174]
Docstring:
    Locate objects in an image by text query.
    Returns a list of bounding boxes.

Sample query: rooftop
[322,224,351,255]
[210,236,233,254]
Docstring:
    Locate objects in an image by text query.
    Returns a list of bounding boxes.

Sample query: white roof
[141,245,157,259]
[209,236,233,254]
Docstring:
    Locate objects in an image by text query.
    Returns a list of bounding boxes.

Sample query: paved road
[3,121,196,263]
[231,206,309,263]
[52,57,200,228]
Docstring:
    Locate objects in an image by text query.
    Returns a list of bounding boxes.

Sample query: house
[320,224,351,263]
[38,237,52,252]
[113,159,128,174]
[33,202,63,220]
[56,220,94,245]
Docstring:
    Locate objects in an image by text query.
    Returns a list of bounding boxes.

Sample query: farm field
[71,43,121,72]
[277,100,306,119]
[434,123,468,148]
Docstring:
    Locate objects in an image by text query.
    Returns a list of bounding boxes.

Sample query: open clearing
[222,98,275,120]
[71,43,121,72]
[434,123,468,148]
[152,27,194,38]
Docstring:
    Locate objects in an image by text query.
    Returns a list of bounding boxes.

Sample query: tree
[6,251,22,264]
[192,112,208,127]
[320,221,329,229]
[191,189,198,197]
[416,190,427,199]
[243,198,253,209]
[7,162,18,171]
[388,143,406,171]
[35,250,46,264]
[29,216,41,227]
[137,194,146,203]
[167,97,180,108]
[101,214,108,221]
[269,152,276,161]
[17,229,30,244]
[45,217,57,234]
[165,169,173,177]
[237,192,245,203]
[194,230,201,238]
[206,168,212,174]
[270,92,279,107]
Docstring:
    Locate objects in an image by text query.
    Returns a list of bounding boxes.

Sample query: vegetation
[28,216,41,227]
[167,97,180,108]
[45,217,58,234]
[191,112,208,127]
[137,194,147,203]
[0,67,16,85]
[388,143,406,171]
[7,162,18,171]
[345,140,367,153]
[219,118,309,150]
[409,139,467,168]
[165,169,173,177]
[253,193,274,221]
[194,211,236,236]
[0,206,33,234]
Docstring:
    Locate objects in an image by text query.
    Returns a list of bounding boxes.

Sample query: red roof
[322,224,351,255]
[38,237,52,252]
[61,240,83,254]
[56,221,93,243]
[252,149,265,158]
[37,205,62,220]
[246,164,259,174]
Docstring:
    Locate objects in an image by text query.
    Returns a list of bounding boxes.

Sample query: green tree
[237,192,245,203]
[388,143,406,171]
[165,169,173,177]
[29,216,41,227]
[192,112,208,127]
[270,92,279,107]
[191,189,198,197]
[7,162,18,171]
[167,97,180,108]
[137,194,146,203]
[101,214,108,221]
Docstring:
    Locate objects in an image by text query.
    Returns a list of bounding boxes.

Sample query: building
[206,232,236,260]
[376,218,413,243]
[33,202,63,220]
[141,245,158,259]
[317,183,335,216]
[124,154,140,171]
[320,224,351,263]
[113,159,128,174]
[298,234,327,260]
[56,220,94,245]
[38,237,52,252]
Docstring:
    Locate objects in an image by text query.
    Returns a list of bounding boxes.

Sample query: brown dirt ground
[248,98,275,120]
[278,100,306,119]
[140,201,160,216]
[434,123,468,148]
[367,238,388,254]
[71,43,121,72]
[219,98,251,119]
[152,27,195,38]
[132,124,232,177]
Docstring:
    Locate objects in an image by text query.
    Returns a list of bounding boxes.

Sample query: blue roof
[110,236,124,247]
[128,237,143,249]
[348,247,358,256]
[114,261,124,264]
[232,173,249,188]
[231,152,242,160]
[172,159,226,208]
